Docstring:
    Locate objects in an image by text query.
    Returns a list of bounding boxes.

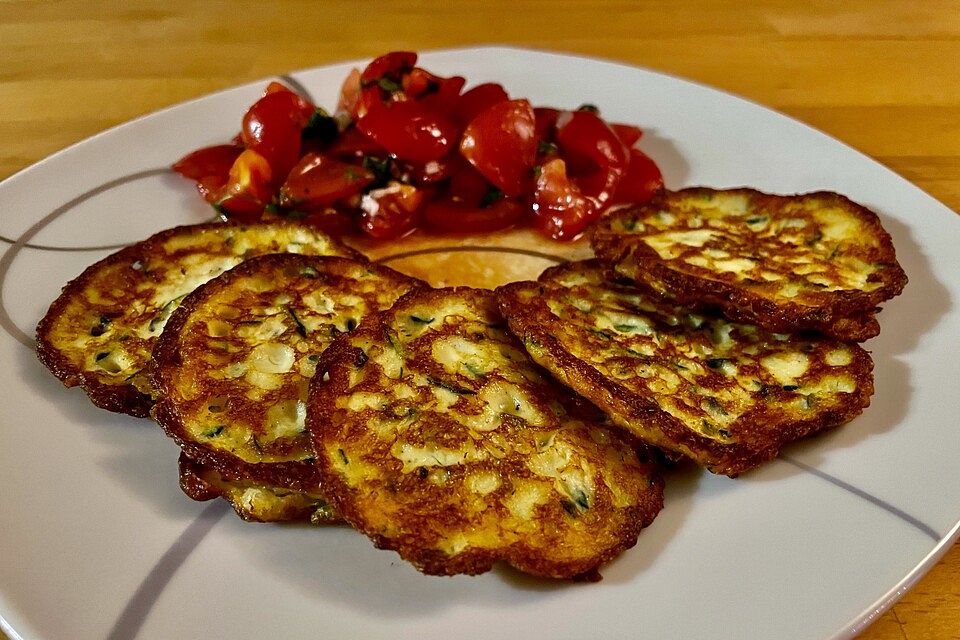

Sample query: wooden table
[1,1,957,638]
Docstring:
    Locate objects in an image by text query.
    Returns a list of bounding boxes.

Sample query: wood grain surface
[1,1,958,638]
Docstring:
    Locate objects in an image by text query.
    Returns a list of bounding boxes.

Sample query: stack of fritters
[34,185,906,579]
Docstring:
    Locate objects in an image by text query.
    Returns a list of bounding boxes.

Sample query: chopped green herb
[90,316,112,337]
[706,358,730,370]
[428,377,476,396]
[377,77,402,93]
[537,140,558,156]
[362,155,393,185]
[301,108,338,145]
[285,306,308,338]
[576,103,600,114]
[479,187,504,208]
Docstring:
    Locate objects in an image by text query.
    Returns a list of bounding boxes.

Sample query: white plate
[1,46,958,640]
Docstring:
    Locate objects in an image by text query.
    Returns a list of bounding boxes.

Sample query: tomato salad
[172,51,665,241]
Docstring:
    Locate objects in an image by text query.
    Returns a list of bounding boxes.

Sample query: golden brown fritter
[591,188,907,341]
[151,254,423,489]
[36,221,361,417]
[496,260,875,476]
[177,452,341,524]
[308,287,663,579]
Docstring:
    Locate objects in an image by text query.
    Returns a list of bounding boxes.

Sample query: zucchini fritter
[177,453,341,524]
[309,287,664,579]
[151,254,423,489]
[497,260,875,476]
[36,222,360,417]
[591,188,907,341]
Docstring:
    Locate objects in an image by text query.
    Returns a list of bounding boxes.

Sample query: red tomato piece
[171,144,243,182]
[555,110,629,206]
[241,91,305,182]
[532,158,597,241]
[534,107,561,144]
[262,81,316,123]
[360,51,418,86]
[300,209,358,236]
[453,83,509,126]
[357,182,424,239]
[447,160,494,204]
[326,126,387,160]
[460,99,537,197]
[417,75,466,116]
[610,123,643,148]
[215,149,274,222]
[423,197,524,234]
[278,153,375,208]
[358,100,457,163]
[611,148,665,205]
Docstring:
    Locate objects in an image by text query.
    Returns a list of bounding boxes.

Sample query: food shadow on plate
[17,347,195,520]
[223,465,700,615]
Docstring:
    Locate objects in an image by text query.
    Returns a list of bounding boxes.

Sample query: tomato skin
[358,182,424,239]
[263,81,316,123]
[555,110,629,207]
[278,153,375,208]
[534,107,561,144]
[610,123,643,148]
[611,148,664,205]
[423,197,524,234]
[357,100,457,163]
[460,99,537,197]
[360,51,418,86]
[325,126,387,160]
[447,160,494,204]
[241,91,305,182]
[171,144,243,182]
[532,158,596,241]
[300,209,358,236]
[215,149,274,222]
[453,83,509,126]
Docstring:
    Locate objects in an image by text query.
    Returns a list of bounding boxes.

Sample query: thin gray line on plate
[105,501,229,640]
[0,167,174,347]
[278,74,317,105]
[375,245,569,264]
[782,456,940,541]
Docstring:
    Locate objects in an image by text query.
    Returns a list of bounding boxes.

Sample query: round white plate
[1,47,958,640]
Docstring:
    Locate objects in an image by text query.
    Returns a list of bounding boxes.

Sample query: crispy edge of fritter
[150,253,424,489]
[496,261,875,477]
[591,187,907,341]
[35,221,363,417]
[177,452,342,524]
[308,287,664,579]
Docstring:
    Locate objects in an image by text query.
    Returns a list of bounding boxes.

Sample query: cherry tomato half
[610,123,643,148]
[215,149,274,222]
[460,99,537,197]
[453,83,509,126]
[555,109,629,206]
[171,144,243,182]
[241,91,306,183]
[358,182,424,239]
[360,51,418,86]
[532,157,596,241]
[358,100,457,163]
[611,148,664,205]
[278,153,375,208]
